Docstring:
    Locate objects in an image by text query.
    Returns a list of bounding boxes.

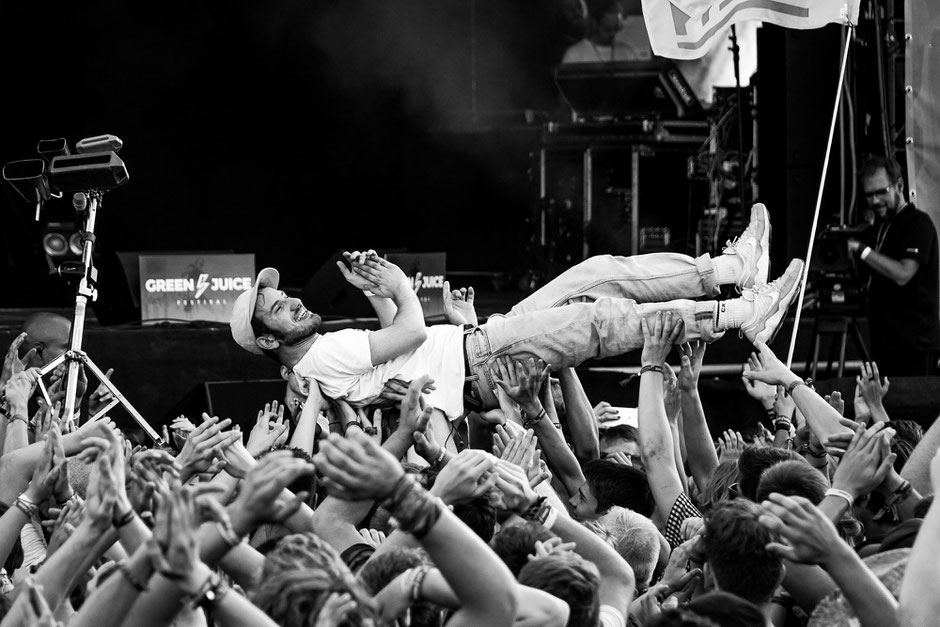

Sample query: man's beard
[277,314,322,346]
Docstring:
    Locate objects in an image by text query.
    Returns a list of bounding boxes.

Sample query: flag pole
[785,24,854,368]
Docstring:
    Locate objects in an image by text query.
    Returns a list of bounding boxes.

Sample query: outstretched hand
[759,493,843,566]
[492,356,550,417]
[640,311,683,366]
[1,332,36,390]
[677,341,706,392]
[314,430,404,501]
[741,342,799,388]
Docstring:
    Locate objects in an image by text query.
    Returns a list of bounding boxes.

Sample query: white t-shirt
[293,325,467,419]
[599,605,626,627]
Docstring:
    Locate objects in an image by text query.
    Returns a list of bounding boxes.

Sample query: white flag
[642,0,860,60]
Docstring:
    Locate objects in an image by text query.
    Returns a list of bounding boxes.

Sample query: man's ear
[279,365,290,381]
[256,335,279,352]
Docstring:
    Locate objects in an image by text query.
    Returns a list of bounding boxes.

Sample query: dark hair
[259,446,318,509]
[649,609,720,627]
[703,500,783,606]
[518,553,600,627]
[891,420,924,472]
[490,522,558,577]
[453,496,497,542]
[756,459,827,504]
[357,549,443,627]
[737,447,801,502]
[585,0,624,21]
[685,592,766,627]
[583,459,655,516]
[600,424,639,443]
[859,155,904,183]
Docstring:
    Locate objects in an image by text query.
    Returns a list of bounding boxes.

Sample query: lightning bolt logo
[194,273,210,299]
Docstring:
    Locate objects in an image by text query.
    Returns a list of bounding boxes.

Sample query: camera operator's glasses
[863,185,894,200]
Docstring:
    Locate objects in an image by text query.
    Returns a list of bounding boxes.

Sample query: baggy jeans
[464,253,727,409]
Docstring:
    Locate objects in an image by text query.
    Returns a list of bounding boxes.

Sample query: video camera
[810,224,868,313]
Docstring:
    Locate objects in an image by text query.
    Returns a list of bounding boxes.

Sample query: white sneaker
[741,258,804,344]
[723,203,771,291]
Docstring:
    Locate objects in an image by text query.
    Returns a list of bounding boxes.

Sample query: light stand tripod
[35,190,162,443]
[3,135,163,444]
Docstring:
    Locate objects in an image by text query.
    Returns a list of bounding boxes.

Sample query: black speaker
[168,379,285,431]
[301,248,404,319]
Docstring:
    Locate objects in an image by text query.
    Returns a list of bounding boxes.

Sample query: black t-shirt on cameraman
[866,203,940,371]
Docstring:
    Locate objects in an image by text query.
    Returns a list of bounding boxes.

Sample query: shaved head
[21,312,71,367]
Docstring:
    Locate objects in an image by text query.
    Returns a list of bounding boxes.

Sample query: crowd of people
[0,200,937,627]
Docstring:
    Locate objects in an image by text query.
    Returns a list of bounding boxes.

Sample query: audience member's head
[699,461,739,513]
[518,552,600,627]
[756,459,827,504]
[600,424,642,466]
[490,522,558,577]
[20,312,71,369]
[253,533,376,626]
[357,548,443,627]
[578,459,655,519]
[737,446,802,502]
[453,496,497,542]
[595,506,661,591]
[703,500,784,606]
[685,591,767,627]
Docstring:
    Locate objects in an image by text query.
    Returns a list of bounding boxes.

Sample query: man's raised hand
[442,281,477,326]
[640,311,684,366]
[428,449,497,504]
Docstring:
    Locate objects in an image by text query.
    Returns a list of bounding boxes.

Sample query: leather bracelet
[517,495,547,520]
[117,559,149,592]
[13,495,38,518]
[522,408,547,430]
[773,418,792,432]
[7,414,28,427]
[786,380,808,396]
[639,364,664,376]
[114,508,136,529]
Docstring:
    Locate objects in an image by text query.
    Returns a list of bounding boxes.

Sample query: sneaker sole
[756,260,804,345]
[754,203,771,286]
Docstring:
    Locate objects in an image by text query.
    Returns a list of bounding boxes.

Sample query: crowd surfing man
[231,204,803,419]
[849,156,940,376]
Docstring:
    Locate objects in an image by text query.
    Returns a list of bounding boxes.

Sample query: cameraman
[848,156,940,376]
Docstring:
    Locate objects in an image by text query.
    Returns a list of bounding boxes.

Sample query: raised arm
[491,357,584,498]
[556,368,600,464]
[760,493,899,627]
[345,255,426,365]
[743,342,853,445]
[637,312,687,525]
[898,448,940,626]
[677,341,719,493]
[315,430,518,627]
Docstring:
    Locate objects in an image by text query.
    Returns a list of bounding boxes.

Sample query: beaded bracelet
[410,565,430,602]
